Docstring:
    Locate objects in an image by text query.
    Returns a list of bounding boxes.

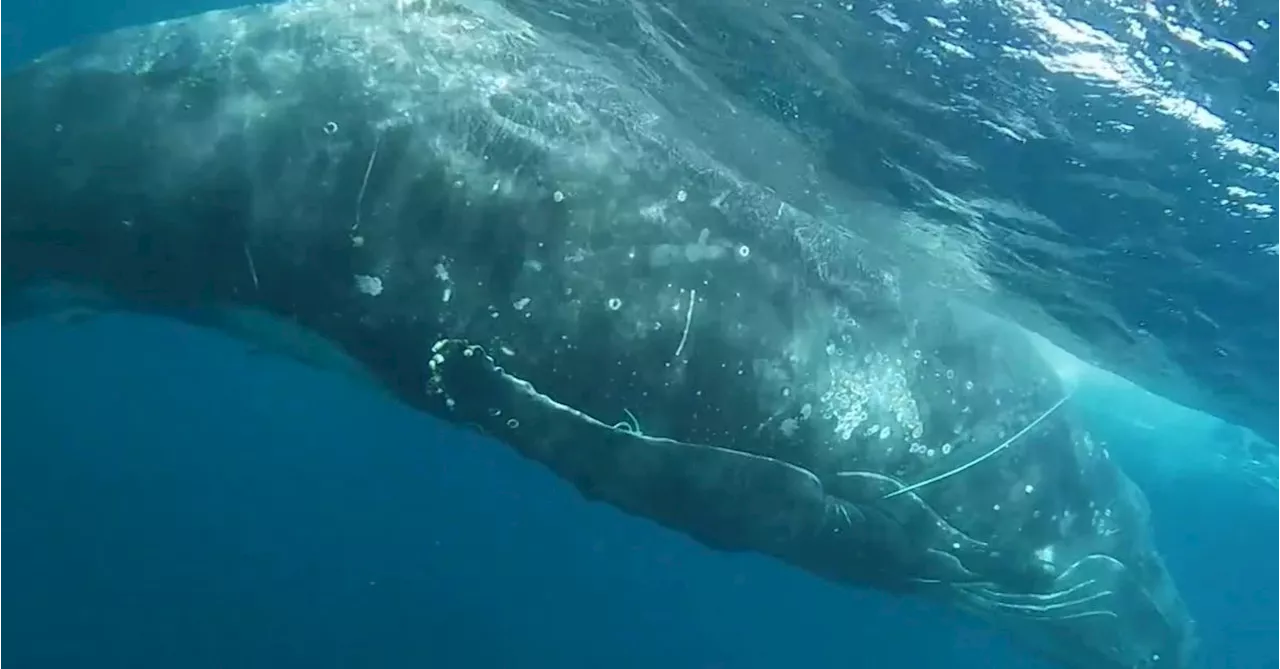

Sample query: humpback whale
[1,1,1194,667]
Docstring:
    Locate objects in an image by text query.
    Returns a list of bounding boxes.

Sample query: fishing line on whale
[878,389,1078,500]
[612,408,644,435]
[608,287,700,433]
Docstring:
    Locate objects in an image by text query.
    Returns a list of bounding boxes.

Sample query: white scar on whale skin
[243,244,259,290]
[673,288,697,359]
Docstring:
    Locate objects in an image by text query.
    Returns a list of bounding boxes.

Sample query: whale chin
[4,279,387,396]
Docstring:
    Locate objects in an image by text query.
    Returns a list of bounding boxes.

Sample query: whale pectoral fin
[427,340,829,552]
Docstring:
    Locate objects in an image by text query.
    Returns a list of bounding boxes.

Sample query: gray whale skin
[1,2,1195,668]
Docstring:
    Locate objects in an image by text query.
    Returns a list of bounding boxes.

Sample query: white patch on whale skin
[434,261,454,303]
[354,274,384,296]
[820,349,923,445]
[646,228,735,267]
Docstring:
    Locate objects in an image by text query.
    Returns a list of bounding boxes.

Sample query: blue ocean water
[2,1,1276,669]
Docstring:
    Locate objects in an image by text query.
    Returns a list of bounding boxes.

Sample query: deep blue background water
[3,2,1277,668]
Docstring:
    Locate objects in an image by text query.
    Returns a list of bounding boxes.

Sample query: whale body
[1,2,1194,667]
